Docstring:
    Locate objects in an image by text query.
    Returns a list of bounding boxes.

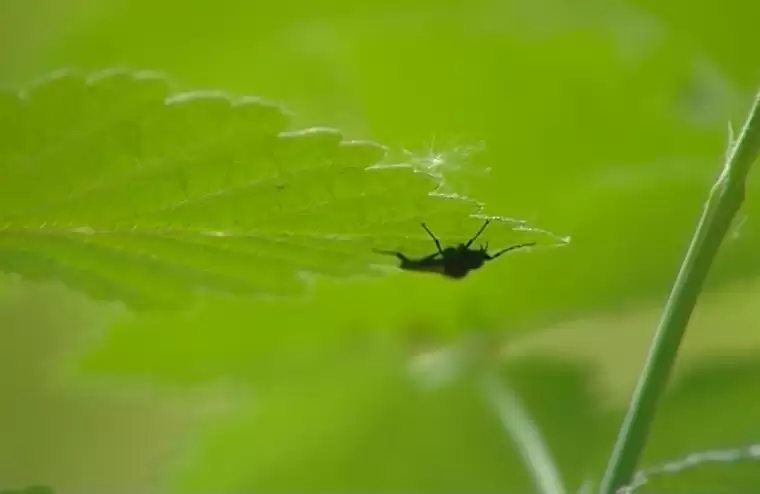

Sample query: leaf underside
[0,69,555,308]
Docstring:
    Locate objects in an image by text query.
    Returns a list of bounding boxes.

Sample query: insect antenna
[487,241,536,260]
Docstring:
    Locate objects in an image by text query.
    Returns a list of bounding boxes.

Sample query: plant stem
[481,371,567,494]
[598,88,760,494]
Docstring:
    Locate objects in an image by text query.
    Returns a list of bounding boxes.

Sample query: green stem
[597,88,760,494]
[481,371,567,494]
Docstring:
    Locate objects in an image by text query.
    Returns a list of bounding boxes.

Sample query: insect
[373,219,536,279]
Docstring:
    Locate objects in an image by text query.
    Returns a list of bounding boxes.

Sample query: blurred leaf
[0,280,210,493]
[0,487,55,494]
[499,358,609,490]
[169,352,602,493]
[628,0,760,87]
[634,357,760,492]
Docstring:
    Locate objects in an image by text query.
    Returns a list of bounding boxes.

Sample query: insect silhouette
[373,220,536,279]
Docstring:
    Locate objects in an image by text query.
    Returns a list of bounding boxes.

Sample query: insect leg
[465,219,491,248]
[420,223,444,254]
[418,251,443,262]
[487,241,536,260]
[372,248,410,262]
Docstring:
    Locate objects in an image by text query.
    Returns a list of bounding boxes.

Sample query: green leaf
[0,69,559,308]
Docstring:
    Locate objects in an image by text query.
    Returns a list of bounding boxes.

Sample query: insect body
[374,220,535,279]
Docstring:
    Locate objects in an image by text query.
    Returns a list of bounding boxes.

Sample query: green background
[2,0,760,492]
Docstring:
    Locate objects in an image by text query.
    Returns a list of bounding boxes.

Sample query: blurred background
[2,0,760,492]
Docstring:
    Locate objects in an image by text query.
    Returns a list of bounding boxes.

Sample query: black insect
[374,220,536,279]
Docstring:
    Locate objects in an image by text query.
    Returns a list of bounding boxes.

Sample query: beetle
[373,219,535,279]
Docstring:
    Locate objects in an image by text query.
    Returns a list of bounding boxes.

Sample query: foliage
[2,0,760,492]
